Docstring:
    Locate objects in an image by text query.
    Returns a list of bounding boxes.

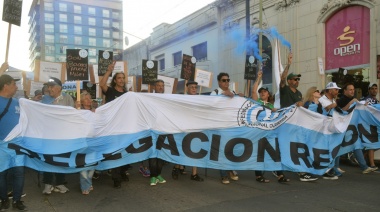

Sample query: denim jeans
[0,166,24,202]
[43,172,66,185]
[79,170,95,191]
[354,149,369,170]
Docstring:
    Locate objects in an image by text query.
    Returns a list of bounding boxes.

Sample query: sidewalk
[17,162,380,211]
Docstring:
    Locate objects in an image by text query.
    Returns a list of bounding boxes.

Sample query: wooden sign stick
[76,80,81,109]
[199,86,202,95]
[5,24,12,62]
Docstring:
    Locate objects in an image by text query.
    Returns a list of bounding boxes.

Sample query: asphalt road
[14,161,380,212]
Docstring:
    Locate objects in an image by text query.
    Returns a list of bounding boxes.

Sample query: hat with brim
[287,73,301,80]
[0,74,20,89]
[44,77,62,87]
[258,87,269,93]
[325,82,341,90]
[368,83,377,89]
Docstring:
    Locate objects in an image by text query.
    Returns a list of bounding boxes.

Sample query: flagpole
[258,0,263,73]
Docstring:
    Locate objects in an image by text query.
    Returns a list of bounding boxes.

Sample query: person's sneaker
[0,198,10,211]
[190,174,204,182]
[299,173,318,182]
[150,177,158,186]
[7,191,26,199]
[272,171,279,177]
[42,184,54,195]
[156,175,166,183]
[229,171,239,181]
[322,173,339,180]
[370,166,378,171]
[221,176,230,184]
[362,166,377,174]
[12,201,27,211]
[53,185,69,193]
[347,152,359,165]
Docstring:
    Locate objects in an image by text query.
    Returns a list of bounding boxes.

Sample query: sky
[0,0,216,71]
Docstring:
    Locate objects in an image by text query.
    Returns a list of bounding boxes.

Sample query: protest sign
[318,57,325,75]
[142,59,157,84]
[39,61,62,82]
[2,0,23,26]
[127,76,136,91]
[244,55,256,80]
[98,50,113,76]
[29,81,44,96]
[157,75,177,94]
[66,49,89,81]
[181,54,196,81]
[194,69,212,88]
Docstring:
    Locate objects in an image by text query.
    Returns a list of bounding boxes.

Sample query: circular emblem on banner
[103,51,110,60]
[191,57,197,64]
[79,49,88,58]
[146,60,154,69]
[249,56,255,64]
[87,82,93,88]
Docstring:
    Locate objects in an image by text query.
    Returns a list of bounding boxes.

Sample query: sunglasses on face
[314,90,320,93]
[292,78,300,81]
[221,79,230,82]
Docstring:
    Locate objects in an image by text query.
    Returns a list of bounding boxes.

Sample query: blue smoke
[226,26,292,61]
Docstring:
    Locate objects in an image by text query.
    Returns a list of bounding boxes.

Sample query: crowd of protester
[1,54,379,211]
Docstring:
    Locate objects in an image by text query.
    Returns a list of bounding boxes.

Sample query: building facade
[28,0,123,73]
[125,0,379,96]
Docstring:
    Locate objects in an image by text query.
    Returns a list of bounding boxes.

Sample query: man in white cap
[319,82,341,114]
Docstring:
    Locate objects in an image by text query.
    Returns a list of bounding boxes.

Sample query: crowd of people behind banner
[0,52,379,211]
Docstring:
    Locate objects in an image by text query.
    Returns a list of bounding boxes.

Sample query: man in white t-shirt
[319,82,340,113]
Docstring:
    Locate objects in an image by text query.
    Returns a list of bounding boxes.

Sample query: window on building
[103,30,110,38]
[113,31,120,39]
[59,24,68,33]
[59,14,67,22]
[89,28,96,36]
[57,56,66,62]
[89,48,96,56]
[45,56,55,62]
[59,3,67,12]
[112,21,120,30]
[45,2,53,11]
[45,45,55,54]
[74,26,82,35]
[89,17,96,26]
[59,46,67,54]
[103,9,110,18]
[192,42,207,61]
[88,7,95,15]
[156,55,165,71]
[103,39,111,48]
[44,13,54,22]
[74,37,82,45]
[45,35,54,43]
[74,16,81,24]
[112,11,120,19]
[103,19,110,27]
[59,35,68,43]
[173,51,182,66]
[74,5,81,14]
[45,24,54,33]
[89,38,96,46]
[89,58,97,64]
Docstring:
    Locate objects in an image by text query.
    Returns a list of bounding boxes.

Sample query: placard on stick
[98,50,113,76]
[66,49,89,81]
[244,55,256,80]
[142,59,157,84]
[2,0,23,26]
[181,54,196,81]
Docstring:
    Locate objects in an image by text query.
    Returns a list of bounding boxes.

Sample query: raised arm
[0,62,9,75]
[280,53,292,88]
[99,61,116,93]
[251,70,262,101]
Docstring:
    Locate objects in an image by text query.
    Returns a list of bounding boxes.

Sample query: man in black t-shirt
[99,61,129,188]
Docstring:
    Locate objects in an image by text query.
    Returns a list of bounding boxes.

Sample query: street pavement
[16,161,380,212]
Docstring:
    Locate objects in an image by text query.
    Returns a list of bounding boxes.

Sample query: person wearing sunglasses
[210,72,244,97]
[279,53,318,182]
[210,72,243,184]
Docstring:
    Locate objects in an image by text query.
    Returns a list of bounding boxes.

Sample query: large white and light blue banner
[1,93,380,175]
